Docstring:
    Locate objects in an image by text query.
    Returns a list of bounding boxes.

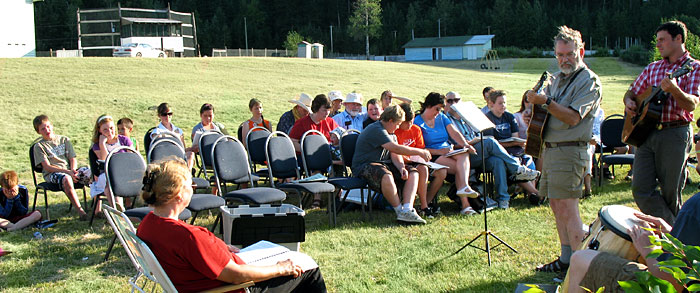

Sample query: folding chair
[246,126,272,185]
[88,149,107,227]
[102,205,146,291]
[598,114,634,186]
[149,128,209,191]
[147,139,225,226]
[265,131,335,212]
[29,139,88,220]
[301,130,369,224]
[104,146,191,261]
[124,230,254,293]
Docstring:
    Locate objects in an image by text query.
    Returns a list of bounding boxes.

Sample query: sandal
[311,199,322,210]
[535,257,569,272]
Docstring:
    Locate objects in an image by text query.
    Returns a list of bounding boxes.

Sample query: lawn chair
[29,139,88,220]
[301,130,369,224]
[147,139,225,226]
[265,131,335,212]
[102,205,146,291]
[598,114,634,186]
[104,146,191,261]
[124,230,254,293]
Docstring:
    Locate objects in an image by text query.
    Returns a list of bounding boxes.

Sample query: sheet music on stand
[450,101,495,132]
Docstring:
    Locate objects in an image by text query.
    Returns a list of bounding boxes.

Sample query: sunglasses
[160,112,173,117]
[446,98,461,103]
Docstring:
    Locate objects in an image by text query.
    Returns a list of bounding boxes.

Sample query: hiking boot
[514,165,540,181]
[397,208,427,224]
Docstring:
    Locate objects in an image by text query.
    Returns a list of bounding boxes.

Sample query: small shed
[0,0,36,57]
[298,41,324,59]
[402,35,495,61]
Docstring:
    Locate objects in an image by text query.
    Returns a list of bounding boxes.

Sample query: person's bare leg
[380,174,400,208]
[518,181,538,194]
[426,169,447,204]
[550,198,585,250]
[401,171,419,207]
[6,211,42,231]
[63,176,86,216]
[416,165,429,209]
[568,250,599,293]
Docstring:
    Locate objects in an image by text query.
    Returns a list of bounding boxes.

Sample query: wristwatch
[545,96,553,106]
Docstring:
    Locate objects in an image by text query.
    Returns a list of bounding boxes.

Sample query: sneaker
[460,207,477,215]
[34,220,58,229]
[497,200,509,210]
[397,209,427,224]
[514,165,540,181]
[456,186,479,198]
[419,208,435,219]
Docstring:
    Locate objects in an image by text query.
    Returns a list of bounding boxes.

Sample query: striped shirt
[629,52,700,123]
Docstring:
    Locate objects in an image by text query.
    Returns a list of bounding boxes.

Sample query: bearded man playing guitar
[526,26,602,273]
[623,21,700,226]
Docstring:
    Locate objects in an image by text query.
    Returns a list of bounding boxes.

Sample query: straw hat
[288,93,312,112]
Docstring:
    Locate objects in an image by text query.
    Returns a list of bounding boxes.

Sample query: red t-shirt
[289,115,340,141]
[137,212,246,293]
[394,124,425,149]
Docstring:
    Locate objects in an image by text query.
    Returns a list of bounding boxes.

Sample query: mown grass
[0,56,698,292]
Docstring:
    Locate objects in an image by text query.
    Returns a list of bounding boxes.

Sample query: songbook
[498,137,526,143]
[445,148,470,157]
[237,240,319,271]
[293,173,327,183]
[450,101,495,132]
[407,155,448,170]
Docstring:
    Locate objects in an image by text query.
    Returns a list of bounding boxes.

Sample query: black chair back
[199,131,223,168]
[212,136,252,185]
[106,147,146,200]
[600,114,626,149]
[340,130,360,171]
[148,139,186,163]
[301,130,333,176]
[143,127,156,152]
[246,127,271,164]
[265,132,299,181]
[89,148,105,177]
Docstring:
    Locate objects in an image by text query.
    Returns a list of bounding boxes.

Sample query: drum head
[599,205,642,242]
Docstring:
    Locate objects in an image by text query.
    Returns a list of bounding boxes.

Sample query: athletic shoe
[34,220,58,229]
[514,165,540,181]
[476,197,498,213]
[497,200,509,210]
[460,207,477,215]
[456,186,479,198]
[396,209,427,224]
[419,208,435,219]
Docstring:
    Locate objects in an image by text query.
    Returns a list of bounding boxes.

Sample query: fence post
[251,48,254,56]
[239,48,241,56]
[285,48,288,57]
[264,48,267,57]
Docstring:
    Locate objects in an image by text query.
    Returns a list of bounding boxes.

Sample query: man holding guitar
[623,21,700,225]
[526,26,602,273]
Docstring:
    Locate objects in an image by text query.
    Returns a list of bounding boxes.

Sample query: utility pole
[438,18,441,38]
[330,25,334,53]
[487,26,491,35]
[244,17,249,53]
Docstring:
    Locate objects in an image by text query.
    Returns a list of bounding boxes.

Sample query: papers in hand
[450,101,495,132]
[408,156,448,170]
[293,173,327,183]
[498,137,526,143]
[237,240,318,271]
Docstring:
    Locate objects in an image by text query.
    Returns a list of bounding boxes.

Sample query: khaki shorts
[580,252,647,292]
[540,145,588,199]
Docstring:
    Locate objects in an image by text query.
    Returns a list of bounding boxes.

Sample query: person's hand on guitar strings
[526,90,547,105]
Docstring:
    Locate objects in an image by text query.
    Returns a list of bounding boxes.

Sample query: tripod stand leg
[489,232,518,253]
[485,233,492,266]
[454,232,484,255]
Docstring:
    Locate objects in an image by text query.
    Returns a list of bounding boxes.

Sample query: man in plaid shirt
[624,20,700,225]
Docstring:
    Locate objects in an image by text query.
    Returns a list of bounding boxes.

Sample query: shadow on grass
[0,202,135,289]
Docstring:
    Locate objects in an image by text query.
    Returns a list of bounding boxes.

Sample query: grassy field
[0,56,697,292]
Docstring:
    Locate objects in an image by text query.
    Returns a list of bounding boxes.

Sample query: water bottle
[33,231,43,240]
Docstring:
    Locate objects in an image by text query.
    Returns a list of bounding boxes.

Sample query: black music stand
[452,125,518,266]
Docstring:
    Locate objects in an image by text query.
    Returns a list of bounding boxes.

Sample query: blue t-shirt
[484,111,519,141]
[414,113,452,149]
[671,192,700,246]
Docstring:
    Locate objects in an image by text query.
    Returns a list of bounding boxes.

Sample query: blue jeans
[469,137,522,201]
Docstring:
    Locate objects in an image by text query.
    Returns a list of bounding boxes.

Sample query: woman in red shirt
[136,159,326,293]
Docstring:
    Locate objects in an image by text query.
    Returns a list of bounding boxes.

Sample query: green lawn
[0,57,697,292]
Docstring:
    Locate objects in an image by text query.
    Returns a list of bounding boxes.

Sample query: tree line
[34,0,700,57]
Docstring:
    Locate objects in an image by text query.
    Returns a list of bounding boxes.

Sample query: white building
[402,35,495,61]
[0,0,36,57]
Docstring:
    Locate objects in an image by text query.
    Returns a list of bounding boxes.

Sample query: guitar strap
[554,67,585,103]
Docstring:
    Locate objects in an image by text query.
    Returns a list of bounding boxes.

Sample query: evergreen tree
[348,0,382,59]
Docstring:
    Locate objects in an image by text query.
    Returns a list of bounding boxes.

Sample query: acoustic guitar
[621,60,694,147]
[524,71,552,158]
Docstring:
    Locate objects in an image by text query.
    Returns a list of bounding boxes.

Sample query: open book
[293,173,327,183]
[444,148,470,157]
[407,155,448,170]
[450,101,495,132]
[237,240,318,271]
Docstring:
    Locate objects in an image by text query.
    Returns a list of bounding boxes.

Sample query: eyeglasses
[446,98,461,103]
[161,112,173,117]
